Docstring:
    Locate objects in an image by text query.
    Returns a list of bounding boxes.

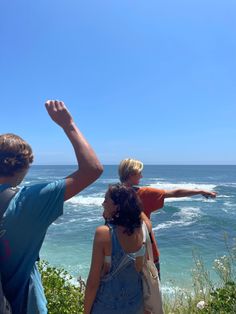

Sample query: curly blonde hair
[0,133,34,176]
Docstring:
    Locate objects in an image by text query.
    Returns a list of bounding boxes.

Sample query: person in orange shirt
[118,158,217,279]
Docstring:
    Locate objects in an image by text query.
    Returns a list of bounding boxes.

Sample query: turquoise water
[24,165,236,293]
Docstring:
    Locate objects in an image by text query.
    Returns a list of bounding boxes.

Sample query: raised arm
[164,189,217,199]
[45,100,103,201]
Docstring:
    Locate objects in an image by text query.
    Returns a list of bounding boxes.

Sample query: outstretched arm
[164,189,217,199]
[45,100,103,201]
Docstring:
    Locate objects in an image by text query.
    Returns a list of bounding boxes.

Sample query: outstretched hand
[201,191,217,199]
[45,100,73,129]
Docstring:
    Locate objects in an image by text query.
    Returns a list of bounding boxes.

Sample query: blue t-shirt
[0,180,65,314]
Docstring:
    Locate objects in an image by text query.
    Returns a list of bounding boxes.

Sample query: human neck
[0,176,17,187]
[123,180,133,187]
[0,169,26,187]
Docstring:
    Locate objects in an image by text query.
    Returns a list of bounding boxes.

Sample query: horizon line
[32,164,236,166]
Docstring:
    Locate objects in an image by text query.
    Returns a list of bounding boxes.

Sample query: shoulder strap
[102,254,132,282]
[142,222,154,262]
[0,187,19,220]
[142,222,147,243]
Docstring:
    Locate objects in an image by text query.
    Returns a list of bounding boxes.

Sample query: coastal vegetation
[163,236,236,313]
[38,261,85,314]
[39,237,236,314]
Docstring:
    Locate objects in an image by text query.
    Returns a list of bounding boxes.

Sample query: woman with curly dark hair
[84,184,152,314]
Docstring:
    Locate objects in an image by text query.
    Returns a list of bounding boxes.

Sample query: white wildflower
[196,300,206,310]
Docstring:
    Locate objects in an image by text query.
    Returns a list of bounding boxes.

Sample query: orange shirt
[137,187,165,261]
[137,187,165,218]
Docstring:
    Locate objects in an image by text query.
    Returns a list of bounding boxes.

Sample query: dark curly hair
[0,133,34,177]
[107,183,143,235]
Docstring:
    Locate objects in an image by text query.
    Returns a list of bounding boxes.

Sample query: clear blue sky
[1,0,235,165]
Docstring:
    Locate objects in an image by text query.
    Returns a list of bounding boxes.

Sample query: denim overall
[91,224,144,314]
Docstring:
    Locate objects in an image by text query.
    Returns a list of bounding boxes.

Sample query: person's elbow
[96,162,104,176]
[86,279,100,291]
[92,162,103,178]
[85,275,101,296]
[85,162,103,182]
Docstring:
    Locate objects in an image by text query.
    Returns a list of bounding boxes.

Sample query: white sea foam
[221,204,236,214]
[161,285,187,296]
[221,183,236,187]
[153,207,201,231]
[149,182,217,191]
[52,214,103,226]
[78,216,103,223]
[98,179,118,184]
[224,201,235,208]
[202,198,216,203]
[217,195,231,198]
[52,217,80,226]
[147,177,166,182]
[66,194,104,207]
[165,197,194,203]
[163,196,216,204]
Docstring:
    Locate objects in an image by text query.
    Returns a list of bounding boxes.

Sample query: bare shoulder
[94,225,110,243]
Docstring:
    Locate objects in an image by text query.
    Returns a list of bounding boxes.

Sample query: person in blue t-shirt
[0,100,103,314]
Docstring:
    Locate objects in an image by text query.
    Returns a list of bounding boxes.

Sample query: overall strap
[107,223,126,257]
[142,222,154,262]
[102,223,132,282]
[102,254,132,282]
[0,187,19,220]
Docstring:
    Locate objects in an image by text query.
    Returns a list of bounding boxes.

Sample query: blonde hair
[118,158,143,183]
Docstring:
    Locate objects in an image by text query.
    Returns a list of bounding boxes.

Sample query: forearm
[63,122,102,174]
[169,189,203,198]
[84,282,100,314]
[45,100,103,200]
[62,122,103,199]
[164,188,216,199]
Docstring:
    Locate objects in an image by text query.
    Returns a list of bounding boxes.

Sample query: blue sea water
[24,165,236,294]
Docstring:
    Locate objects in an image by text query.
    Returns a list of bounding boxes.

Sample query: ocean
[24,165,236,294]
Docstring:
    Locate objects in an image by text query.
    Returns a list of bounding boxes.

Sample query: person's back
[0,181,65,313]
[92,223,144,314]
[84,184,151,314]
[0,101,103,314]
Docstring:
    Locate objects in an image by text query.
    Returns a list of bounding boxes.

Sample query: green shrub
[37,237,236,314]
[163,237,236,313]
[38,260,85,314]
[202,281,236,314]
